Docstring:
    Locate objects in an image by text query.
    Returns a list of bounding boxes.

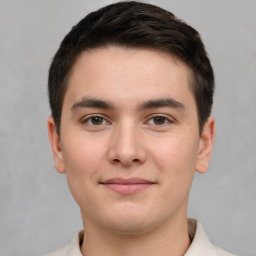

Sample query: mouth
[100,178,155,194]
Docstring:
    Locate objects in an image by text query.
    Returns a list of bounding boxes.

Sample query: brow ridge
[138,98,185,111]
[71,97,185,112]
[71,97,114,110]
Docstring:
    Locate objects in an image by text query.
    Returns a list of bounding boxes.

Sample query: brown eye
[82,116,107,126]
[152,116,167,125]
[81,115,110,130]
[90,116,104,125]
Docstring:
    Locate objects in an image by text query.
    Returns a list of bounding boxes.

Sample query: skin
[48,46,215,256]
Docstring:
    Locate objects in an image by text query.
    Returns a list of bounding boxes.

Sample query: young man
[46,1,237,255]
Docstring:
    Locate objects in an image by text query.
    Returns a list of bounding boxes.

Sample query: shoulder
[43,231,83,256]
[213,245,237,256]
[43,244,69,256]
[186,219,238,256]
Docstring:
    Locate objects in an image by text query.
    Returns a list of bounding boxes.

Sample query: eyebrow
[71,97,185,112]
[71,97,114,111]
[138,98,185,111]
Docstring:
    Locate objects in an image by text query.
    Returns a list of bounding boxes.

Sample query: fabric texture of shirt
[43,219,237,256]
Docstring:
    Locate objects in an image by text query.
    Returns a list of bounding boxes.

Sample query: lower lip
[103,183,153,194]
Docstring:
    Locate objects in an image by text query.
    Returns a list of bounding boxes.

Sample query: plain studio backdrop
[0,1,255,255]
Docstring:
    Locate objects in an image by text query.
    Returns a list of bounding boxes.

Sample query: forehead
[64,46,195,108]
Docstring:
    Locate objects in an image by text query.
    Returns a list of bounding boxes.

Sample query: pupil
[92,117,103,125]
[154,116,165,125]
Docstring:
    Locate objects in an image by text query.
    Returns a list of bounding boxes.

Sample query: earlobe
[196,117,215,173]
[47,116,66,174]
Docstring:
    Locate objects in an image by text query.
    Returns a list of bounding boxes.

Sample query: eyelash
[81,115,109,126]
[146,115,173,126]
[80,114,174,127]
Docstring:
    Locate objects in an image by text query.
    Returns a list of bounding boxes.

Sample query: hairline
[57,44,201,135]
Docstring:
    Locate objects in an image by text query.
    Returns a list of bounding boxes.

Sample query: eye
[147,115,172,125]
[82,115,108,126]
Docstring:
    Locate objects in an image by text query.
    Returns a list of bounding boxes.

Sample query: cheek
[148,132,199,195]
[61,132,105,173]
[60,136,106,211]
[150,134,199,170]
[60,133,107,196]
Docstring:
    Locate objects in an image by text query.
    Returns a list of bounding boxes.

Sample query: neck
[80,215,191,256]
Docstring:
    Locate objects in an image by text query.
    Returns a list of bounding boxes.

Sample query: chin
[101,206,159,235]
[106,219,153,235]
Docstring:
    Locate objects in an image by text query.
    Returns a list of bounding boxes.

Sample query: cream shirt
[44,219,237,256]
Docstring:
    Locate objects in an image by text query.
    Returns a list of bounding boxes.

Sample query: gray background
[0,0,255,255]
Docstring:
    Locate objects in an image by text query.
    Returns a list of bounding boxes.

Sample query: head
[48,1,214,135]
[47,1,215,238]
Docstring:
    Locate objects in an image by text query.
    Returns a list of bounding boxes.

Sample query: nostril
[112,158,140,165]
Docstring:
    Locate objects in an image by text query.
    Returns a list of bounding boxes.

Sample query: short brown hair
[48,1,214,134]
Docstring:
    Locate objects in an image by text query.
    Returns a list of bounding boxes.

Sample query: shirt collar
[185,219,216,256]
[67,219,218,256]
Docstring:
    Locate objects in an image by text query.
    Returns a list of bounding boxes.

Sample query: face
[48,46,215,235]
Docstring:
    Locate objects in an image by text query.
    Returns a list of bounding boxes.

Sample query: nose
[107,122,147,167]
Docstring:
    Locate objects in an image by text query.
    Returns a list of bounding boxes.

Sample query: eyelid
[80,114,111,125]
[145,114,175,125]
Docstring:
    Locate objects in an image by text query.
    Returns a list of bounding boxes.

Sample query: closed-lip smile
[100,178,155,194]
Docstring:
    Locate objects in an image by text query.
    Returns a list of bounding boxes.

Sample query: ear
[196,117,215,173]
[47,116,66,174]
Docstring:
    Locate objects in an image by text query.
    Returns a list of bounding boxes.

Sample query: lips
[100,178,155,194]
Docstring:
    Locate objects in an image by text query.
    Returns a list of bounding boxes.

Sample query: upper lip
[100,178,155,184]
